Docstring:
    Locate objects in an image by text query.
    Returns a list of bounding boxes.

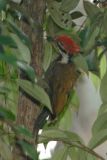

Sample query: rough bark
[13,0,46,159]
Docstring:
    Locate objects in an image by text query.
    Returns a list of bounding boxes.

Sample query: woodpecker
[33,35,80,138]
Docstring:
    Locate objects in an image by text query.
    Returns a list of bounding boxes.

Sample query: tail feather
[33,108,50,141]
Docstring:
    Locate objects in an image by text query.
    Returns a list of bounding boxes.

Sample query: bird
[33,35,81,140]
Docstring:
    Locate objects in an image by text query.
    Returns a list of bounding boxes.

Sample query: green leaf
[46,16,60,37]
[79,28,88,48]
[11,33,31,64]
[61,0,80,12]
[7,20,31,49]
[16,61,36,81]
[79,13,101,54]
[88,129,107,149]
[0,53,17,65]
[18,140,38,160]
[39,129,82,144]
[47,1,72,30]
[15,125,33,138]
[83,27,100,54]
[69,147,95,160]
[101,10,107,35]
[18,79,52,111]
[86,51,100,76]
[0,86,10,94]
[5,81,18,115]
[0,137,12,160]
[86,154,97,160]
[51,146,68,160]
[78,149,87,160]
[42,41,52,71]
[0,106,15,121]
[89,72,100,89]
[70,11,84,20]
[73,54,88,73]
[0,0,7,11]
[100,54,107,79]
[0,53,35,81]
[68,147,79,160]
[83,1,101,19]
[100,70,107,103]
[71,90,80,108]
[98,103,107,116]
[92,112,107,136]
[0,35,17,47]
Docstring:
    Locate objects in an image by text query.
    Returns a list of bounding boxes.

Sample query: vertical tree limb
[13,0,46,159]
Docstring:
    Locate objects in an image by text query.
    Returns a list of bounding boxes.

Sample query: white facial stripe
[60,54,69,63]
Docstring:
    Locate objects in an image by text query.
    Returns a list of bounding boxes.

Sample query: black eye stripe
[57,42,66,53]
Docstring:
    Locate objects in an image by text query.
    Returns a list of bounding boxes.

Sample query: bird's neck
[61,54,69,63]
[57,52,70,64]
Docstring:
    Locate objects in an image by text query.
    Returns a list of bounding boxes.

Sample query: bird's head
[53,35,80,63]
[54,35,80,55]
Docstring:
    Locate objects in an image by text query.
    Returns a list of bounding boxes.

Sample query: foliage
[0,0,107,160]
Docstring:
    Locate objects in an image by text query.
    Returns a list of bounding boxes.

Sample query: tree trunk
[13,0,46,159]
